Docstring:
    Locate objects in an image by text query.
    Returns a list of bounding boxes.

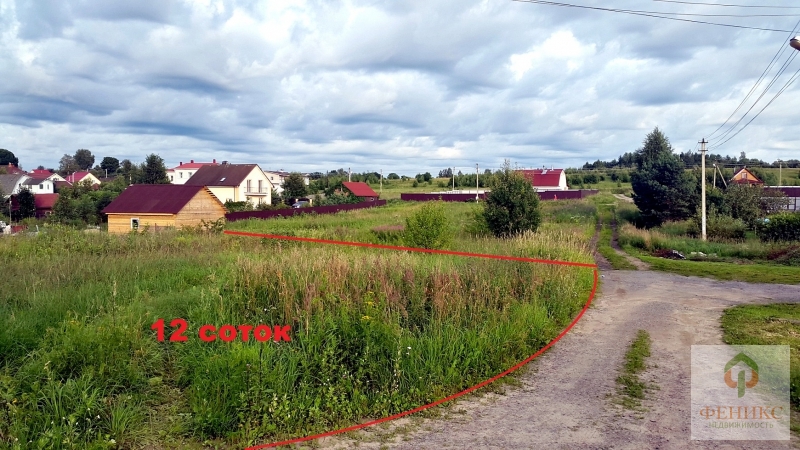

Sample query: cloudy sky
[1,0,799,175]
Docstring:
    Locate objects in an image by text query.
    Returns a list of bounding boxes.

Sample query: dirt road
[305,270,799,449]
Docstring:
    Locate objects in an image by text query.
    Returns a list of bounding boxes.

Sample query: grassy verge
[614,330,654,411]
[720,304,800,433]
[0,201,596,448]
[595,204,636,271]
[629,252,800,284]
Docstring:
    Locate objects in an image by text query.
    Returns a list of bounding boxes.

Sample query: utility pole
[712,163,716,189]
[348,168,351,182]
[380,169,383,195]
[452,167,455,191]
[476,163,479,201]
[779,160,782,186]
[700,138,708,241]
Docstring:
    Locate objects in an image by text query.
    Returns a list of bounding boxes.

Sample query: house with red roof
[0,163,25,175]
[167,159,220,184]
[65,172,101,186]
[102,184,226,234]
[342,181,379,201]
[517,169,569,191]
[33,194,59,218]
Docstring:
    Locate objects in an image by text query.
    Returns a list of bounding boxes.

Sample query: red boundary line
[224,231,597,269]
[225,230,599,450]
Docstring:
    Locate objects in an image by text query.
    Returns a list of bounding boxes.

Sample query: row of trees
[584,149,800,171]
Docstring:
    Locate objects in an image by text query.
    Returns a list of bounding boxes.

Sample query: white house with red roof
[517,169,568,191]
[65,171,101,186]
[168,159,220,184]
[28,169,66,183]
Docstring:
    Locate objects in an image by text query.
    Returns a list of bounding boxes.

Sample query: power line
[707,19,800,140]
[712,51,798,143]
[711,65,800,150]
[653,0,800,9]
[511,0,798,33]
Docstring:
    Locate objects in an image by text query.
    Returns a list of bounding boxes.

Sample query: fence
[225,200,387,222]
[400,190,598,202]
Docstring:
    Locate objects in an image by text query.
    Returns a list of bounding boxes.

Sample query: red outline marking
[224,231,597,268]
[225,231,598,449]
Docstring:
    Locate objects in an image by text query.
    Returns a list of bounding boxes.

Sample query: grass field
[0,200,597,448]
[721,304,800,433]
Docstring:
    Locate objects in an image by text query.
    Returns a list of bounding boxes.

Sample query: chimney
[222,161,229,165]
[190,160,194,163]
[213,159,216,163]
[180,162,183,165]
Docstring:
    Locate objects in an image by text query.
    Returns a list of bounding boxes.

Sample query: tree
[16,188,36,220]
[722,185,788,229]
[483,161,542,237]
[0,149,18,166]
[74,149,95,170]
[631,128,699,227]
[404,201,451,249]
[59,154,79,175]
[100,157,120,176]
[387,173,400,180]
[140,154,170,184]
[283,173,308,199]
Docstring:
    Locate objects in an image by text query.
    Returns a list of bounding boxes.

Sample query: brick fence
[400,190,598,202]
[225,200,387,222]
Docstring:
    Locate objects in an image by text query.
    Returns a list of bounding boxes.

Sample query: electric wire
[711,51,798,144]
[710,65,800,150]
[707,18,800,140]
[654,0,800,9]
[511,0,798,32]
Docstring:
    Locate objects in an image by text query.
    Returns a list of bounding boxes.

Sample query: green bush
[688,213,747,241]
[483,162,541,237]
[404,202,451,249]
[758,213,800,242]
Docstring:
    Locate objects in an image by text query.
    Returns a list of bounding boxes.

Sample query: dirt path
[300,271,799,449]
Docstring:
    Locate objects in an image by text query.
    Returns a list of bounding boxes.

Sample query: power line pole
[380,169,383,195]
[452,167,455,191]
[700,138,708,241]
[476,163,479,201]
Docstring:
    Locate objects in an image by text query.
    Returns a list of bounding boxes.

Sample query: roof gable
[102,185,222,214]
[343,181,378,197]
[517,169,565,187]
[184,164,260,187]
[730,168,763,185]
[0,174,27,194]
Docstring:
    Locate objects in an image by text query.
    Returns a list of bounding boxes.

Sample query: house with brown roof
[0,163,25,175]
[185,163,273,205]
[516,169,569,191]
[730,167,763,186]
[342,181,379,201]
[167,159,220,184]
[21,177,55,194]
[34,194,59,218]
[102,185,226,234]
[0,173,30,197]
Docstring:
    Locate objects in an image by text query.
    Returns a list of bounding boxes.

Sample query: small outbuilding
[730,167,763,186]
[102,184,226,234]
[342,181,379,201]
[517,169,569,191]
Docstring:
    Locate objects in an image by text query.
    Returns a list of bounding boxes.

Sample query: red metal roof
[343,181,378,197]
[1,163,24,175]
[34,193,59,209]
[517,169,564,188]
[29,169,54,176]
[102,185,214,214]
[65,172,94,183]
[173,159,219,170]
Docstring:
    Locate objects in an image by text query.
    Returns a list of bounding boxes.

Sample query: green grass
[721,304,800,433]
[596,204,636,271]
[615,330,654,410]
[0,201,597,448]
[630,252,800,284]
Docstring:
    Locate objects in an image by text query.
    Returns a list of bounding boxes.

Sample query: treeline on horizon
[582,150,799,170]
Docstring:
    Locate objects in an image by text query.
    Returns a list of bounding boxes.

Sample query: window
[247,180,252,192]
[258,180,262,193]
[741,173,746,180]
[131,218,140,230]
[179,172,183,179]
[39,184,44,189]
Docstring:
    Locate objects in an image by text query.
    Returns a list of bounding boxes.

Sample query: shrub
[688,213,747,241]
[483,162,541,237]
[223,200,254,212]
[404,202,451,249]
[758,213,800,242]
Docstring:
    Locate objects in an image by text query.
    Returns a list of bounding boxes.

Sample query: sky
[1,0,799,175]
